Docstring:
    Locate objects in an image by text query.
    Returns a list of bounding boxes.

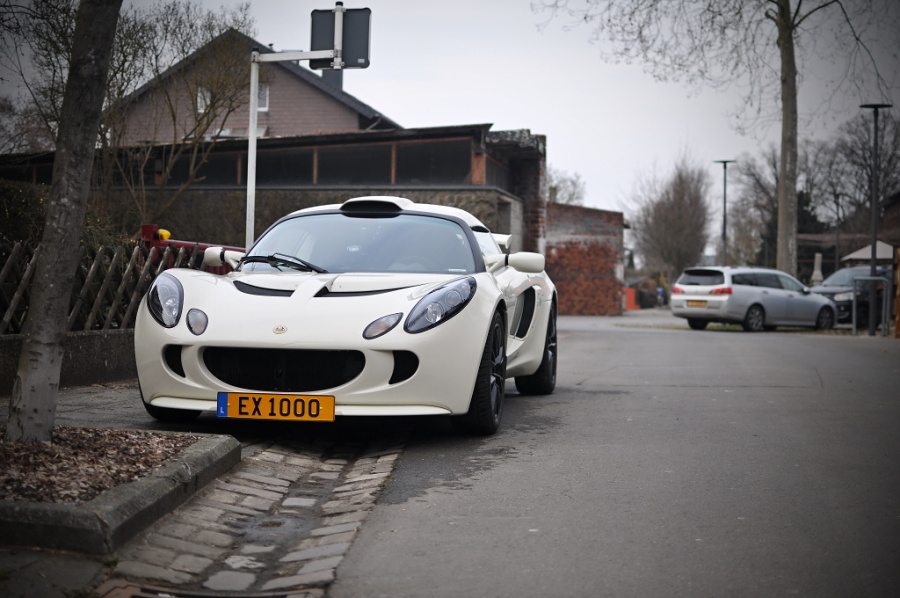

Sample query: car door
[755,272,789,323]
[778,273,818,324]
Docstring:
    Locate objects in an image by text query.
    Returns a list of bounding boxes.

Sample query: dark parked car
[810,266,894,327]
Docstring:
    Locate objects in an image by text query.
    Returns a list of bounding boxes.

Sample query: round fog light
[187,309,208,335]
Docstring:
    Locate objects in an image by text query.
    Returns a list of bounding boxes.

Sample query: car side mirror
[485,252,545,273]
[204,246,244,269]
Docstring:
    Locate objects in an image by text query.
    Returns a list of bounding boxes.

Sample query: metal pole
[246,51,260,249]
[860,103,892,336]
[714,160,735,266]
[333,2,344,70]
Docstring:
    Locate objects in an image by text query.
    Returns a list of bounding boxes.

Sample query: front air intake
[203,347,364,392]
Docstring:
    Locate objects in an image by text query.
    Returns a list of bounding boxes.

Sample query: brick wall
[545,203,624,316]
[226,65,361,136]
[511,155,546,254]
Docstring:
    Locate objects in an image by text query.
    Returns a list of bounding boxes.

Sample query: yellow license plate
[217,392,335,422]
[687,300,707,307]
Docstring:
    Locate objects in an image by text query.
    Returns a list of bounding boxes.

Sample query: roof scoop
[340,196,414,213]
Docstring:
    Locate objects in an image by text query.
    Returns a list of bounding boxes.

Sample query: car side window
[756,273,782,289]
[732,274,756,286]
[777,274,804,292]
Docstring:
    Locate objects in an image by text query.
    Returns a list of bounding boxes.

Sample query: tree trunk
[5,0,123,444]
[775,0,799,277]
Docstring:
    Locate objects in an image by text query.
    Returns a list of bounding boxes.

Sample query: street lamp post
[714,160,736,266]
[860,103,892,336]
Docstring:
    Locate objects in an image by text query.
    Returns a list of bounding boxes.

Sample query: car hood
[228,271,457,294]
[810,284,851,294]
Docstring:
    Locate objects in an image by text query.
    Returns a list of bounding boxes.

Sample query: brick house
[116,28,399,148]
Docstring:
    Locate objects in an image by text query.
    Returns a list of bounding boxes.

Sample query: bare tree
[104,5,254,227]
[630,157,712,279]
[0,94,22,153]
[0,0,75,147]
[1,0,255,232]
[547,165,586,205]
[534,0,899,276]
[726,198,764,266]
[5,0,122,444]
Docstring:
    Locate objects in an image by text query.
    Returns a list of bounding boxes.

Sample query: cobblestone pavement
[95,435,406,597]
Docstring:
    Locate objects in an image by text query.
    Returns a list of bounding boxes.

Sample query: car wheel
[515,302,557,395]
[742,304,765,332]
[815,307,835,330]
[687,319,708,330]
[452,311,506,435]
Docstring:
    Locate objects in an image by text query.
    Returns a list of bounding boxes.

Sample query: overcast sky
[227,0,773,214]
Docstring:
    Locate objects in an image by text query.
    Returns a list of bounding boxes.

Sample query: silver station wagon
[670,266,837,332]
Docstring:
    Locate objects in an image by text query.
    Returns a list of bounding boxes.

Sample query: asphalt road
[3,310,899,597]
[329,311,900,598]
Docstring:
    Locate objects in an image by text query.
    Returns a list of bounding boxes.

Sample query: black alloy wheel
[515,302,558,395]
[452,311,507,435]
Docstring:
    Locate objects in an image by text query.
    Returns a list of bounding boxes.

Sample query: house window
[257,83,269,112]
[318,145,391,184]
[396,140,472,184]
[196,87,211,114]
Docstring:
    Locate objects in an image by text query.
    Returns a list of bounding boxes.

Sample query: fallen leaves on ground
[0,426,199,504]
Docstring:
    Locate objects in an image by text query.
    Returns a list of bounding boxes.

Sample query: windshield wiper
[239,253,327,273]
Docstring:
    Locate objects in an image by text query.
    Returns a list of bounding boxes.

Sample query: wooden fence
[0,228,240,335]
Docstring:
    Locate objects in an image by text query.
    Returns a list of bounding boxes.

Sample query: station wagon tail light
[405,277,477,333]
[672,286,684,294]
[711,287,733,295]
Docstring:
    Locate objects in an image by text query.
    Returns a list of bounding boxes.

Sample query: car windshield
[242,213,477,274]
[821,268,870,286]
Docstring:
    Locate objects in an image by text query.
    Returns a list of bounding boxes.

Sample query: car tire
[815,307,835,330]
[687,319,708,330]
[452,311,506,435]
[742,304,765,332]
[515,302,557,395]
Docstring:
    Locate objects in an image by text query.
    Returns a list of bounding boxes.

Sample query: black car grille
[203,347,365,392]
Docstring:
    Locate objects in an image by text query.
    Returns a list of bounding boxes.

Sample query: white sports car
[135,196,557,435]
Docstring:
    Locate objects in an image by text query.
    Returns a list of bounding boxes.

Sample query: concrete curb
[0,434,240,556]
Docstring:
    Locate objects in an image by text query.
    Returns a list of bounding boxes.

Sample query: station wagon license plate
[687,300,707,307]
[217,392,335,422]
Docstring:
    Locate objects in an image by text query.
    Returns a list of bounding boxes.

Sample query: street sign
[310,5,371,69]
[245,2,371,248]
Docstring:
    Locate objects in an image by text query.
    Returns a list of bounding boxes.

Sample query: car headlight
[147,273,183,328]
[833,291,853,302]
[405,277,476,334]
